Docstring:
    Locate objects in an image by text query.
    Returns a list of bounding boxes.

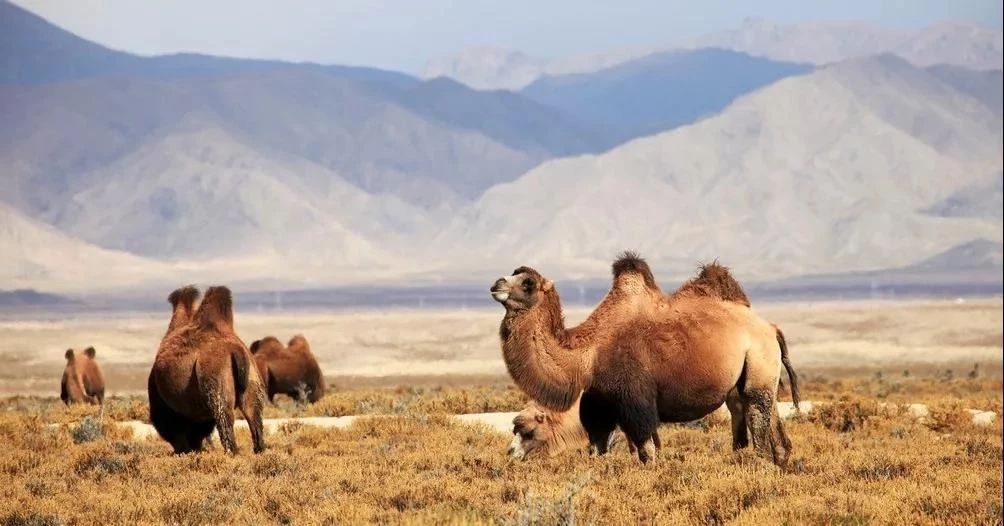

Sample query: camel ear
[535,413,546,423]
[541,280,553,292]
[83,346,96,358]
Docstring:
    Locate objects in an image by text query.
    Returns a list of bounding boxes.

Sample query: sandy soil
[0,298,1000,395]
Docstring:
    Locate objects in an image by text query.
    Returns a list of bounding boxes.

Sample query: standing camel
[507,258,797,460]
[491,256,793,465]
[148,286,266,454]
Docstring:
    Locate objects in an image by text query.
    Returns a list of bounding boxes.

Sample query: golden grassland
[1,376,1001,525]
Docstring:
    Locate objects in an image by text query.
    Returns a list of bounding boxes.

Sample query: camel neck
[499,292,591,412]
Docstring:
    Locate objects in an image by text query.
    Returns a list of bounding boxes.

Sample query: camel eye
[523,278,536,291]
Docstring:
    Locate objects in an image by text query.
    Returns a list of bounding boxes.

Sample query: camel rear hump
[194,286,235,332]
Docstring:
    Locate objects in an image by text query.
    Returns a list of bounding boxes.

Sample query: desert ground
[0,298,1001,524]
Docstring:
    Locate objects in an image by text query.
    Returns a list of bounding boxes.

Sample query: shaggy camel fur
[148,286,266,454]
[250,334,326,403]
[61,347,105,419]
[492,254,792,465]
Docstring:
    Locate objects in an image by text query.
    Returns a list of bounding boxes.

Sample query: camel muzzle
[491,278,511,302]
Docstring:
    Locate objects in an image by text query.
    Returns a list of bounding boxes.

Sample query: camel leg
[726,387,749,450]
[239,386,267,454]
[580,391,616,456]
[149,372,196,454]
[186,420,217,452]
[771,408,792,468]
[742,389,782,466]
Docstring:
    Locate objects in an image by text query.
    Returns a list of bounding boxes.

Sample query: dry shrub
[808,396,884,432]
[923,402,976,432]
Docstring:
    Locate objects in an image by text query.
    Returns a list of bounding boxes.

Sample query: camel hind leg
[726,387,749,450]
[238,382,267,453]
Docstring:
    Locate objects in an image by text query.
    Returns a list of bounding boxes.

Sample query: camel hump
[168,285,200,311]
[611,251,659,291]
[694,260,750,306]
[194,286,235,332]
[287,334,309,349]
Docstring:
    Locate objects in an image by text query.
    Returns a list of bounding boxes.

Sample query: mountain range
[1,2,1001,294]
[425,18,1003,91]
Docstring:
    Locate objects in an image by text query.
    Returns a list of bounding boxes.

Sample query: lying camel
[250,334,326,403]
[148,286,266,454]
[61,346,105,419]
[507,259,777,460]
[492,255,795,465]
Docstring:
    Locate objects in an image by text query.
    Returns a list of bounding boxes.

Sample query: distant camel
[507,259,799,460]
[61,346,105,419]
[492,253,794,465]
[250,334,326,403]
[148,286,266,454]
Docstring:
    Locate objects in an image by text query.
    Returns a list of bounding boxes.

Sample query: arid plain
[1,298,1001,524]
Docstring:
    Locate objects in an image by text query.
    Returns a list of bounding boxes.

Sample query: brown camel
[250,334,326,403]
[491,254,793,465]
[506,258,797,460]
[61,346,105,419]
[148,286,266,454]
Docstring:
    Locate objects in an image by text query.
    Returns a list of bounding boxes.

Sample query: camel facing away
[61,346,105,419]
[250,334,326,403]
[148,286,266,454]
[492,254,794,465]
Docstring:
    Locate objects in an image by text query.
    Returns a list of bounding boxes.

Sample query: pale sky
[12,0,1004,73]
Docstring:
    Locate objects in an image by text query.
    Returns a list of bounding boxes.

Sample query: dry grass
[0,377,1000,525]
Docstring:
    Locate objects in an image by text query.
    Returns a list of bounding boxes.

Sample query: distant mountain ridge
[423,18,1001,90]
[521,48,812,147]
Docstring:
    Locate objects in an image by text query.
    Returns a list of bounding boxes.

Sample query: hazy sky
[12,0,1004,73]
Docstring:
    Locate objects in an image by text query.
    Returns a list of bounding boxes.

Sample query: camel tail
[231,347,251,400]
[611,251,660,291]
[775,325,800,409]
[194,286,235,332]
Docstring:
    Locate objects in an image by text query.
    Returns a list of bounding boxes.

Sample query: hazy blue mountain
[521,49,812,147]
[926,64,1003,115]
[0,1,415,88]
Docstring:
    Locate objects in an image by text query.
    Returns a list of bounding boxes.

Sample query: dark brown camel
[250,334,326,403]
[491,254,793,465]
[148,286,266,454]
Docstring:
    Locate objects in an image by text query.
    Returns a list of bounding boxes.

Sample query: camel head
[507,403,553,460]
[490,266,554,312]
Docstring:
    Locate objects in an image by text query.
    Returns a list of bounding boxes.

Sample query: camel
[505,259,798,460]
[250,334,326,403]
[491,254,795,465]
[60,346,106,419]
[148,286,266,454]
[507,398,656,459]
